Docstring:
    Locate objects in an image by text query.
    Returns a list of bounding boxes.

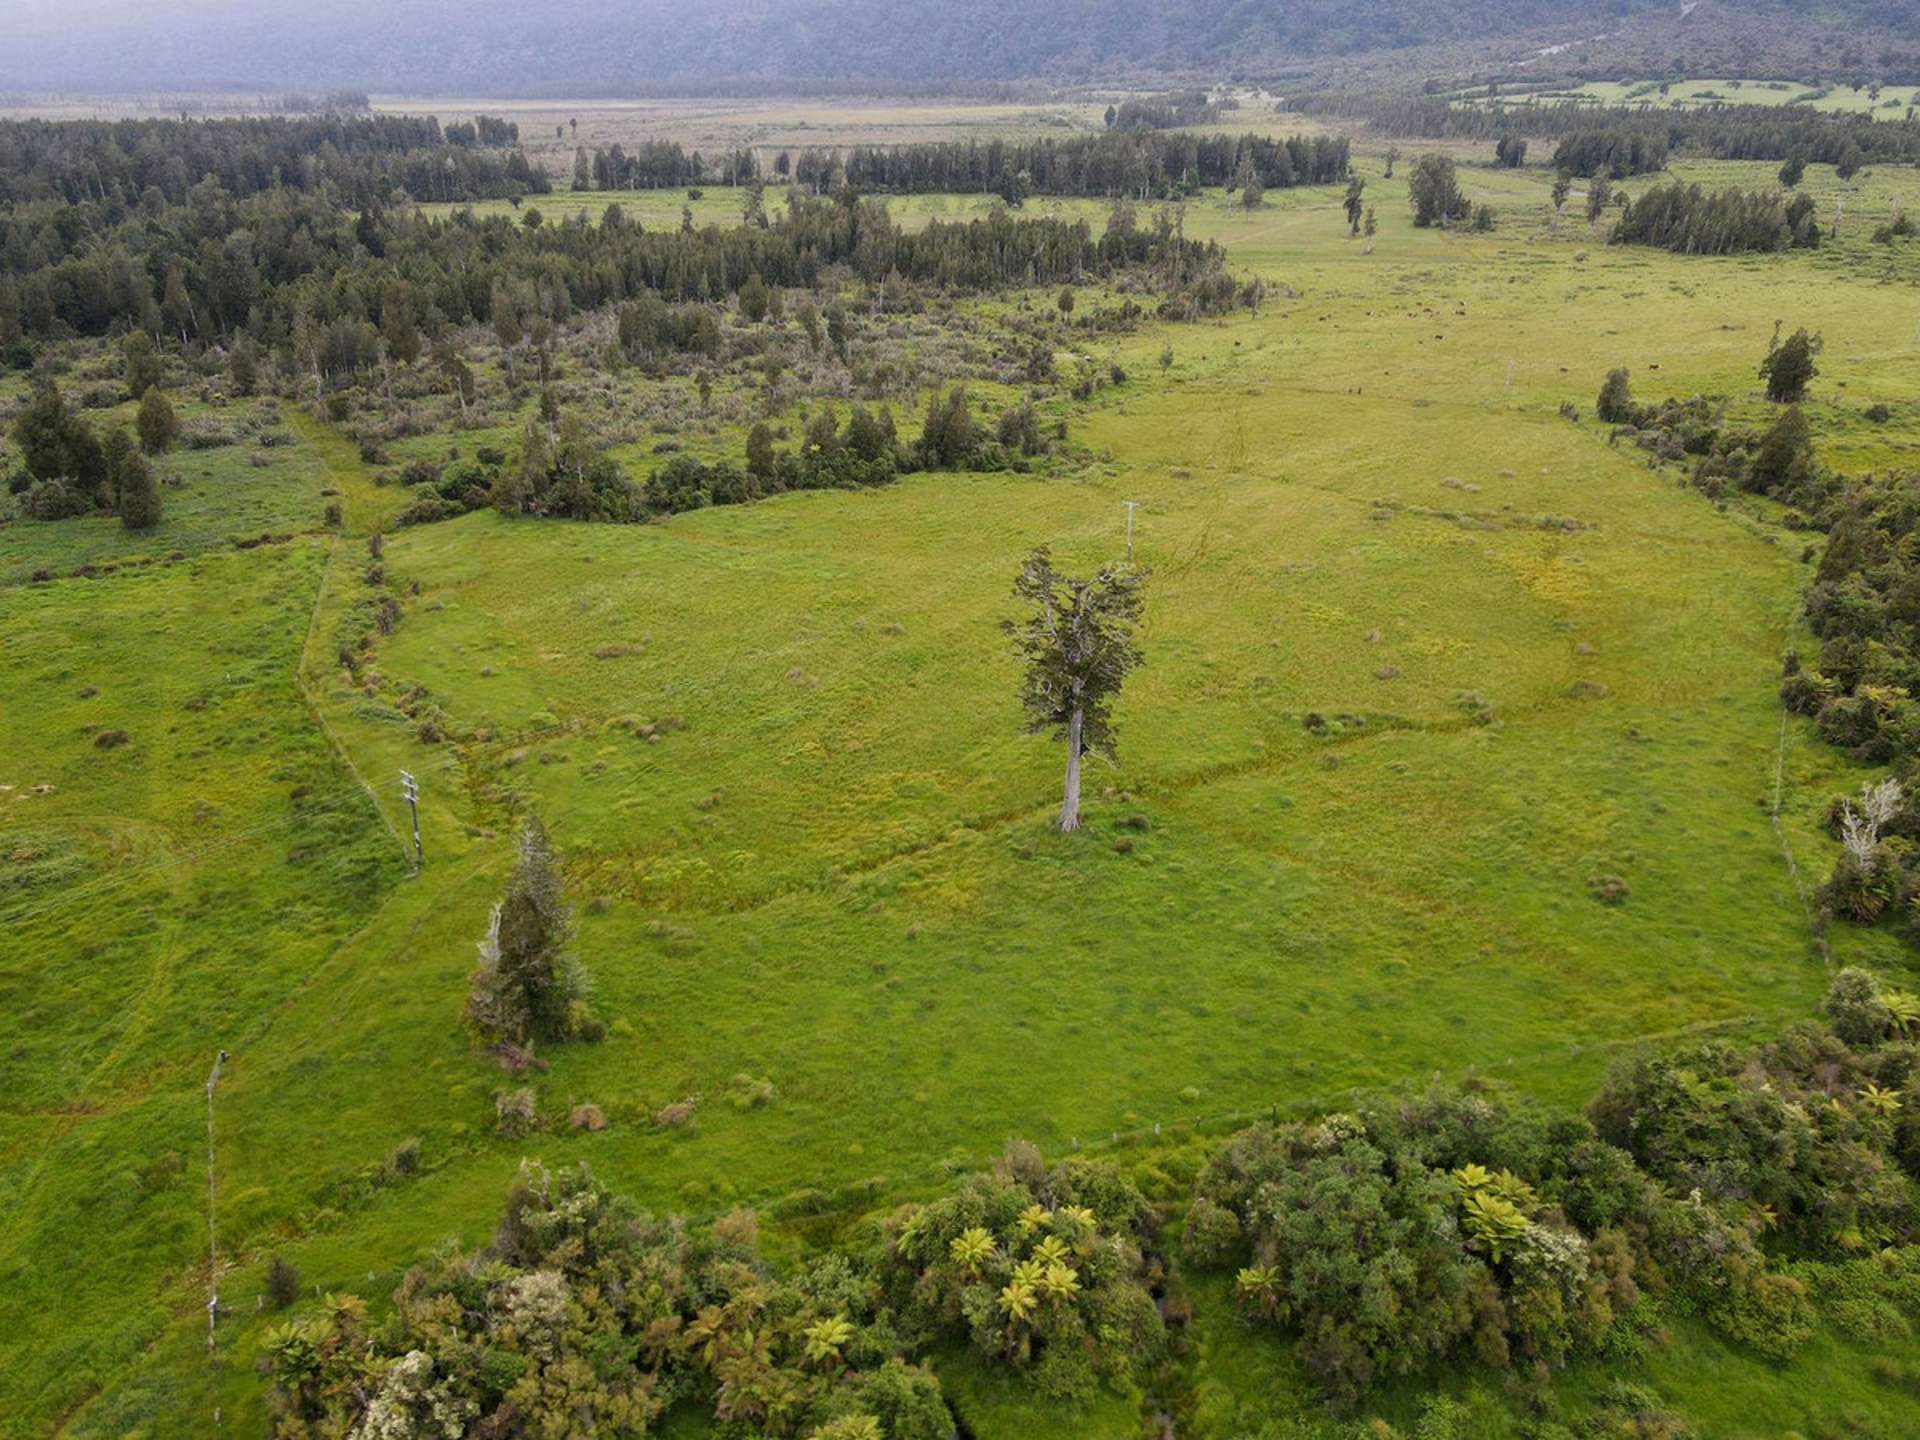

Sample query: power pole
[205,1049,228,1360]
[1124,500,1137,563]
[400,770,423,868]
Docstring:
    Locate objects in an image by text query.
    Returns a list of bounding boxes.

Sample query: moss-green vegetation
[1463,78,1920,120]
[6,134,1920,1438]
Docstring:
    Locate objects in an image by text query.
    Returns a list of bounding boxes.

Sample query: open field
[377,95,1112,165]
[7,142,1920,1438]
[1461,76,1920,118]
[373,91,1319,182]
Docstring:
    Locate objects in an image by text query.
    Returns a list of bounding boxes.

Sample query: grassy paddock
[1458,77,1920,118]
[7,149,1920,1437]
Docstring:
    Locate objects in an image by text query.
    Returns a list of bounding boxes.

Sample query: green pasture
[1463,77,1920,118]
[0,396,340,586]
[8,151,1920,1437]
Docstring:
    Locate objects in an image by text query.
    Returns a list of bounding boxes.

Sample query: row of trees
[1105,89,1224,131]
[1291,90,1920,169]
[1548,128,1672,179]
[1585,338,1920,950]
[826,132,1349,201]
[560,131,1347,205]
[0,113,547,208]
[572,140,757,191]
[1609,182,1823,254]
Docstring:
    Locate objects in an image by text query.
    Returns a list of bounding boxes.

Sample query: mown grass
[8,148,1920,1438]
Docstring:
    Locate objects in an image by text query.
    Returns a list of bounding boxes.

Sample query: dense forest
[0,112,1332,354]
[0,114,547,207]
[0,182,1230,357]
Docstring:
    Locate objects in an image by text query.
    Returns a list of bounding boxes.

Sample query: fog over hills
[3,0,1918,96]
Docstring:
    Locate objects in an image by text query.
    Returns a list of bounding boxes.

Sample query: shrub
[179,418,243,449]
[1826,966,1896,1047]
[880,1144,1163,1399]
[495,1087,538,1136]
[1178,1077,1847,1402]
[1596,367,1633,423]
[264,1254,300,1310]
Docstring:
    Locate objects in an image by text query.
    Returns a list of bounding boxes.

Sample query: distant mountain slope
[5,0,1917,96]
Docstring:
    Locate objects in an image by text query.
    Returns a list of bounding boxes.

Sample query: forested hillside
[4,0,1918,96]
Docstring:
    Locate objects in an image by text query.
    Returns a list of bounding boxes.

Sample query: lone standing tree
[1760,326,1821,403]
[465,816,594,1049]
[1004,547,1147,833]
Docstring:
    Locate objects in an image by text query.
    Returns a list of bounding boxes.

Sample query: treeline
[1610,182,1822,254]
[0,186,1230,364]
[572,140,755,191]
[823,132,1349,201]
[445,115,521,148]
[1590,355,1920,942]
[1549,128,1671,178]
[269,91,372,115]
[1107,89,1225,131]
[260,971,1920,1433]
[1290,90,1920,169]
[0,114,548,209]
[565,131,1349,202]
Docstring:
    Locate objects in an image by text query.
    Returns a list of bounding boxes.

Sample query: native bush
[264,1160,955,1440]
[880,1144,1163,1401]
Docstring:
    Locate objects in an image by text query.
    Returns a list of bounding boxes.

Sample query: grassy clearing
[1460,77,1920,118]
[0,396,339,586]
[377,95,1119,183]
[9,149,1920,1437]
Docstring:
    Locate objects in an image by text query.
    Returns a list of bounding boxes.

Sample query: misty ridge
[4,0,1919,96]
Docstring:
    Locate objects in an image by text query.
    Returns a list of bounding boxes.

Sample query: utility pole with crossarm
[400,770,423,867]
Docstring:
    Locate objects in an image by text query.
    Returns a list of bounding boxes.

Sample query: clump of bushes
[640,389,1066,520]
[178,418,244,449]
[1184,968,1920,1405]
[880,1143,1165,1401]
[1185,1091,1640,1405]
[262,1160,956,1440]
